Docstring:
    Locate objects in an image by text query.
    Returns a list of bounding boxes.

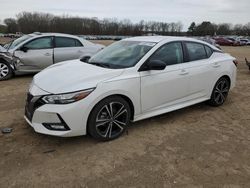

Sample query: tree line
[188,21,250,36]
[2,12,183,36]
[1,12,250,36]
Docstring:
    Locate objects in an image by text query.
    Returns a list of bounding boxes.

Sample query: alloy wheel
[95,102,128,139]
[214,79,229,105]
[0,63,9,78]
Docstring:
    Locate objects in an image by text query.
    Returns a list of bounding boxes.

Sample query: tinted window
[186,42,207,61]
[150,42,183,66]
[205,46,213,57]
[24,37,52,49]
[55,37,83,48]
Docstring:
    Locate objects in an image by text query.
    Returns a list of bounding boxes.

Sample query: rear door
[54,37,84,63]
[183,42,216,99]
[15,37,53,71]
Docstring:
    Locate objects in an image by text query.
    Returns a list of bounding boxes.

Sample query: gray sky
[0,0,249,30]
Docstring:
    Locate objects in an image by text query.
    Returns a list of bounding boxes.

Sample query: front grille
[25,93,45,122]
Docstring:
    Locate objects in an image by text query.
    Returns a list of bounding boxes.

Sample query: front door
[15,36,54,71]
[140,42,189,113]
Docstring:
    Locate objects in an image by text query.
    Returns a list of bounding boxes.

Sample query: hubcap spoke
[113,121,124,131]
[0,63,9,78]
[96,119,110,127]
[104,123,112,138]
[215,94,220,103]
[109,123,113,138]
[114,119,126,126]
[114,108,127,119]
[104,105,112,118]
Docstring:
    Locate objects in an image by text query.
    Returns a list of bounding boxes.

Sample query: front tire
[208,77,230,106]
[88,96,131,141]
[0,61,13,81]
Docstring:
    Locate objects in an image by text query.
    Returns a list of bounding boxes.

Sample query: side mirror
[80,56,91,62]
[140,59,166,71]
[20,46,29,52]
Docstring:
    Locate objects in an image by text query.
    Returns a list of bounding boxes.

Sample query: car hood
[33,60,124,94]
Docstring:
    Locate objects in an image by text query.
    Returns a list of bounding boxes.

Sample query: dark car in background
[214,37,234,46]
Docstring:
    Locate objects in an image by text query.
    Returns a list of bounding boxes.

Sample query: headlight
[42,88,95,104]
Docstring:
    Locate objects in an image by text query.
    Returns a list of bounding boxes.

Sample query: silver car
[0,33,104,80]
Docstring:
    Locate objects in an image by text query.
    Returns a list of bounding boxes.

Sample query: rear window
[55,37,83,48]
[186,42,207,61]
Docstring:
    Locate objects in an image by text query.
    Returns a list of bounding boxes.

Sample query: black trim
[181,41,189,63]
[25,93,45,122]
[42,114,70,131]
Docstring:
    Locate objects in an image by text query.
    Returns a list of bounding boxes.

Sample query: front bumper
[24,91,92,137]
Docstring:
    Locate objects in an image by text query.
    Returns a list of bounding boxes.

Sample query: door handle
[44,53,51,56]
[179,70,189,75]
[212,63,220,68]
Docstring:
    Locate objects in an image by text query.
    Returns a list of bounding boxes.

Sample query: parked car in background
[240,39,250,45]
[226,37,241,46]
[24,36,237,140]
[214,37,234,46]
[197,37,221,50]
[0,32,105,80]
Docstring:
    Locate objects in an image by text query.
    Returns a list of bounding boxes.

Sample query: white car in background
[25,36,237,141]
[0,33,104,80]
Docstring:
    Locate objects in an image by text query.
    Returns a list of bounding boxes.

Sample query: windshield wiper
[88,62,110,68]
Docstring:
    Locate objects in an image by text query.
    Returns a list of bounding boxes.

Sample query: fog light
[42,114,70,131]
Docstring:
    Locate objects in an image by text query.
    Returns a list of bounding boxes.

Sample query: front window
[87,41,156,69]
[7,35,32,50]
[24,37,53,49]
[149,42,183,66]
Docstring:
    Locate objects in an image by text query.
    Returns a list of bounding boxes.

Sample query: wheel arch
[219,75,231,89]
[88,93,135,121]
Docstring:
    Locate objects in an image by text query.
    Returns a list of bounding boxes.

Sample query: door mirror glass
[20,46,29,52]
[147,60,166,70]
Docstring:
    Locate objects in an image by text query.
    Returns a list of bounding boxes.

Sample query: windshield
[6,35,32,50]
[88,41,156,69]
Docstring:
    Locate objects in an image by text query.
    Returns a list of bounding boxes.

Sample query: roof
[124,36,220,50]
[29,32,80,39]
[125,36,206,43]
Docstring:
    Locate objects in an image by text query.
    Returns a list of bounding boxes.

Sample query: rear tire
[208,77,230,107]
[88,96,131,141]
[0,61,13,81]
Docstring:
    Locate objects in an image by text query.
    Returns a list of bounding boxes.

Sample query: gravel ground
[0,41,250,187]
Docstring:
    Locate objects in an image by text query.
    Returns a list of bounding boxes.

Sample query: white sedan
[24,36,237,141]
